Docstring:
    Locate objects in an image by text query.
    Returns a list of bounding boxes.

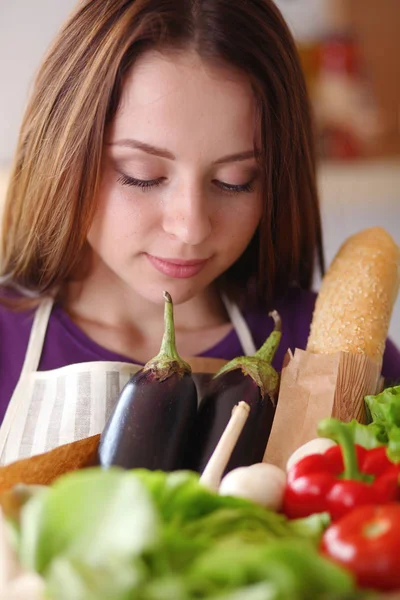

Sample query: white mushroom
[219,462,286,511]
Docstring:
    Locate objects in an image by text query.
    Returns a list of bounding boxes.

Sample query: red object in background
[319,125,361,160]
[320,34,359,75]
[321,504,400,591]
[317,33,363,160]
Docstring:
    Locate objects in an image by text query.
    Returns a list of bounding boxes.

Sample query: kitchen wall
[0,0,76,165]
[1,0,399,347]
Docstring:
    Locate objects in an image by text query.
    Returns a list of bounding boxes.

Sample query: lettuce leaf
[319,386,400,464]
[365,385,400,426]
[186,541,354,599]
[18,468,159,573]
[364,385,400,462]
[133,469,328,544]
[9,468,354,600]
[46,555,146,600]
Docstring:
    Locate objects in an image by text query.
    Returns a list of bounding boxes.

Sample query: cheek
[88,184,156,251]
[215,195,263,245]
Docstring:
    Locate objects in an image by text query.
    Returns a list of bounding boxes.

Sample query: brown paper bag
[0,356,227,493]
[263,349,382,470]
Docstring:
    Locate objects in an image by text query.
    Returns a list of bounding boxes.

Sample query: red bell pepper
[283,418,400,521]
[321,504,400,591]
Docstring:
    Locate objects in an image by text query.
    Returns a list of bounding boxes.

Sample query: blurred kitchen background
[0,0,399,345]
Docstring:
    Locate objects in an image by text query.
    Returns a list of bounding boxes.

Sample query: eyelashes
[218,180,254,194]
[117,173,255,195]
[117,174,163,191]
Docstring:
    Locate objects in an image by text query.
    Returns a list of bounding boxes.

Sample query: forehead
[109,50,258,155]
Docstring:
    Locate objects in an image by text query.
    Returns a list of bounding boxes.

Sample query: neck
[62,264,229,340]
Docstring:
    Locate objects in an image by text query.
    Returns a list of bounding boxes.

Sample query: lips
[145,254,209,279]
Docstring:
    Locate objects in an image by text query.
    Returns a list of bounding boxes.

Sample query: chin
[139,280,204,307]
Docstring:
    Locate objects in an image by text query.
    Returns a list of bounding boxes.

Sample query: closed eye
[117,173,163,191]
[214,180,255,194]
[117,173,256,194]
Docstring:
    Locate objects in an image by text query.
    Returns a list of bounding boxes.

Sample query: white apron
[0,295,256,466]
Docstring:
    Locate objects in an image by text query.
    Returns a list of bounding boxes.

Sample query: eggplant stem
[200,401,251,491]
[213,310,281,400]
[254,311,282,364]
[158,291,179,360]
[143,291,191,379]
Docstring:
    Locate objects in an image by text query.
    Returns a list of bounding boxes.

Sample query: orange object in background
[297,42,320,97]
[347,0,400,158]
[295,0,399,161]
[312,0,382,161]
[316,31,365,160]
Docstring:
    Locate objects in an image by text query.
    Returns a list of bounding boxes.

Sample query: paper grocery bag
[263,349,382,470]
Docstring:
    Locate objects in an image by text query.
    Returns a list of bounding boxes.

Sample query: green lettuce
[7,468,355,600]
[319,386,400,463]
[366,385,400,425]
[19,468,159,572]
[365,385,400,462]
[186,541,354,600]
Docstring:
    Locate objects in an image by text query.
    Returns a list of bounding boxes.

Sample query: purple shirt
[0,287,399,425]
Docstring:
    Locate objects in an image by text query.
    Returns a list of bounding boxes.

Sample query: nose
[162,185,212,246]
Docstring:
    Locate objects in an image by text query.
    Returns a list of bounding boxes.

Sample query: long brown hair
[1,0,324,308]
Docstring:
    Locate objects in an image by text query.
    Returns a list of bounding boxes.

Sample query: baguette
[307,227,400,366]
[0,434,100,494]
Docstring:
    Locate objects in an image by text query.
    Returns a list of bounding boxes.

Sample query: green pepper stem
[317,418,364,481]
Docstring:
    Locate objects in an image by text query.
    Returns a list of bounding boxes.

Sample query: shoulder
[382,337,400,385]
[244,287,317,370]
[0,294,36,423]
[0,295,35,357]
[246,286,316,343]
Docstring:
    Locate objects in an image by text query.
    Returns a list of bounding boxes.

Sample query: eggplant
[188,311,282,475]
[98,291,198,471]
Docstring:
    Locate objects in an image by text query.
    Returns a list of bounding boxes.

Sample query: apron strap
[0,297,55,458]
[221,293,257,356]
[20,296,55,374]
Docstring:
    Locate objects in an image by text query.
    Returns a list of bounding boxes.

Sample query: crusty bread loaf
[307,227,400,366]
[0,434,100,494]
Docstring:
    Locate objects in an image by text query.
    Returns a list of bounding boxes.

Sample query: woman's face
[88,50,263,305]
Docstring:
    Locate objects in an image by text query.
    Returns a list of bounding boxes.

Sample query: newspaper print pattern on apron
[0,294,256,466]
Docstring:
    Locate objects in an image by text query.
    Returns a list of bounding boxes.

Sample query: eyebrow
[109,139,256,164]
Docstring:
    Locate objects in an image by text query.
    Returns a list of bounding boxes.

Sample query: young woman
[0,0,398,465]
